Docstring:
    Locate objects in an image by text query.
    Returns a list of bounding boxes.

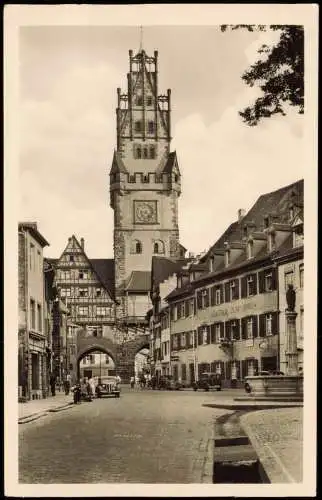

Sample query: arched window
[136,241,142,254]
[136,146,142,159]
[153,240,164,254]
[143,147,148,159]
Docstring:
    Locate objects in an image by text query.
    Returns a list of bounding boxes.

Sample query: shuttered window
[210,287,215,306]
[185,300,189,317]
[241,276,247,298]
[210,324,216,343]
[231,319,240,340]
[181,364,187,381]
[224,282,230,302]
[225,321,231,340]
[197,291,203,309]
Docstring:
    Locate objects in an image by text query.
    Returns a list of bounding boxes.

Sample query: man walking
[50,373,56,396]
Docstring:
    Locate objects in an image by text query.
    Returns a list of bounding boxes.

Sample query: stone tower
[109,48,182,328]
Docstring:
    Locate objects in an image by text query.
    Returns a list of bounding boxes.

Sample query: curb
[19,402,74,424]
[202,402,303,411]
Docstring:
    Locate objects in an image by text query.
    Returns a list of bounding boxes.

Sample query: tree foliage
[221,25,304,126]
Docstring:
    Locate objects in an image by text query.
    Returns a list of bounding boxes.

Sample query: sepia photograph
[4,4,317,497]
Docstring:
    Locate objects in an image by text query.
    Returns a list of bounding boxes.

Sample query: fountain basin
[241,375,303,401]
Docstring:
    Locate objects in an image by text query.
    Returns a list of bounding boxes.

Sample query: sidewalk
[18,392,74,423]
[240,407,303,483]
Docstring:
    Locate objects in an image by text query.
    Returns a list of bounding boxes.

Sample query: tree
[221,25,304,126]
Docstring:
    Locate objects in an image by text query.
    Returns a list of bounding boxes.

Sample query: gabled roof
[201,179,304,262]
[50,236,116,300]
[110,151,128,175]
[91,259,115,298]
[19,222,50,247]
[151,256,188,289]
[125,271,151,293]
[163,151,180,175]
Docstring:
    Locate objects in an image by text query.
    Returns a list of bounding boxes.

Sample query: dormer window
[243,226,248,238]
[293,223,304,248]
[177,276,182,288]
[209,256,214,272]
[225,249,231,267]
[268,232,276,252]
[289,205,294,221]
[247,240,253,259]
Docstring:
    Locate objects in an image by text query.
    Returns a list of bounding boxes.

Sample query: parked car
[157,375,182,391]
[192,372,222,392]
[95,376,121,398]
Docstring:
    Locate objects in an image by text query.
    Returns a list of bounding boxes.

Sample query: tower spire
[139,25,144,52]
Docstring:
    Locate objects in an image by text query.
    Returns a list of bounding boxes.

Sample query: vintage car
[95,376,121,398]
[157,375,182,391]
[192,372,222,392]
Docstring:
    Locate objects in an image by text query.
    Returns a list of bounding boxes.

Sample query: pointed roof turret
[109,150,128,175]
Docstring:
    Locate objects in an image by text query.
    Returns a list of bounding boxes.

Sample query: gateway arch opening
[78,349,116,380]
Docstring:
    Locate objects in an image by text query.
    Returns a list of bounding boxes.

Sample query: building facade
[79,352,116,379]
[18,222,50,400]
[150,180,304,387]
[109,49,182,334]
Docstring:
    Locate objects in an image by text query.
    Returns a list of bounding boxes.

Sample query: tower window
[154,242,159,253]
[136,96,143,106]
[148,121,155,134]
[143,147,148,159]
[147,96,153,106]
[135,120,142,133]
[149,146,156,159]
[136,146,142,159]
[136,241,142,254]
[174,174,178,182]
[153,240,165,254]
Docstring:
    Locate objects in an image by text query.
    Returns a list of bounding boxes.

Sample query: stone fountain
[237,284,303,402]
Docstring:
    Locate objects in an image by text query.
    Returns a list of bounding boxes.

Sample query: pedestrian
[130,376,135,389]
[64,372,71,395]
[50,373,56,396]
[116,374,121,386]
[88,376,96,397]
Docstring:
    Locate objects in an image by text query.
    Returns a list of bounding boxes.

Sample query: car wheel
[193,387,197,391]
[216,387,221,391]
[205,387,209,392]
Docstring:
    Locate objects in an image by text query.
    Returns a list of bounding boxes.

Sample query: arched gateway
[75,333,150,383]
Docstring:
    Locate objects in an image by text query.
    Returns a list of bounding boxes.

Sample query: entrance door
[83,369,92,379]
[31,353,39,390]
[261,356,277,372]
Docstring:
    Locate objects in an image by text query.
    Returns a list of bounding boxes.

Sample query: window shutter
[236,360,241,379]
[197,291,202,309]
[241,318,247,340]
[220,322,224,339]
[272,311,279,335]
[258,271,265,293]
[252,273,258,295]
[259,314,266,337]
[220,361,225,378]
[253,315,258,338]
[271,268,277,290]
[224,282,230,302]
[253,358,259,374]
[234,319,241,340]
[207,326,211,344]
[241,276,247,298]
[227,361,232,380]
[177,334,181,349]
[185,300,189,317]
[225,321,231,340]
[241,359,247,379]
[210,287,215,306]
[197,327,203,346]
[235,279,240,299]
[210,324,216,343]
[203,289,208,308]
[194,330,197,348]
[220,285,224,303]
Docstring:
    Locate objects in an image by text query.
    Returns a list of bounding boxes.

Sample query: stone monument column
[285,311,298,375]
[285,284,298,376]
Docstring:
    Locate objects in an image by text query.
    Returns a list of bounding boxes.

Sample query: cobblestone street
[19,388,236,483]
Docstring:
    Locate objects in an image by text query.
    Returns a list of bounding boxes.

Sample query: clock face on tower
[134,200,158,224]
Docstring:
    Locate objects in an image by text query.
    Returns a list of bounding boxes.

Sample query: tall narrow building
[110,49,183,334]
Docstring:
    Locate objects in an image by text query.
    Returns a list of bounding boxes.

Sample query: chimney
[80,238,84,250]
[238,209,246,221]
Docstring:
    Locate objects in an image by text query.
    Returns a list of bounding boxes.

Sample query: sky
[19,25,304,258]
